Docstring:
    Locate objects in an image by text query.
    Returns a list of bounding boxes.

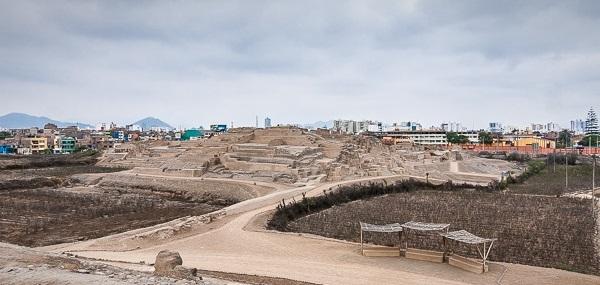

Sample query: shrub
[506,152,530,162]
[546,153,578,165]
[268,179,496,231]
[505,159,546,184]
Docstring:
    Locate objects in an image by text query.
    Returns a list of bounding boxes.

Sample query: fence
[462,145,600,156]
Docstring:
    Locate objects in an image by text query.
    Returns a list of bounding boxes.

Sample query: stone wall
[287,191,599,275]
[132,167,203,177]
[221,156,292,173]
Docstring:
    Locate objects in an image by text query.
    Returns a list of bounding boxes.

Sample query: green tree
[557,130,572,148]
[446,132,469,144]
[478,132,493,145]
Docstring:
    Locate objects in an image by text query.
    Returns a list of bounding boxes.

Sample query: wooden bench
[405,248,444,263]
[361,246,400,257]
[448,254,488,274]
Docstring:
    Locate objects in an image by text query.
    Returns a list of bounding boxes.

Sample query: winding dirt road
[42,174,600,285]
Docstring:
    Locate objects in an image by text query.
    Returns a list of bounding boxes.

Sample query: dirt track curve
[42,174,600,285]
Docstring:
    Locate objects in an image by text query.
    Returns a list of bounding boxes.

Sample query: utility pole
[553,136,557,173]
[593,154,596,215]
[565,135,569,195]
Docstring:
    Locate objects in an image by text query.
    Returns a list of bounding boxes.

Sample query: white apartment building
[570,119,585,134]
[333,119,378,134]
[530,122,561,133]
[386,121,422,132]
[406,132,448,145]
[441,122,463,132]
[377,131,479,145]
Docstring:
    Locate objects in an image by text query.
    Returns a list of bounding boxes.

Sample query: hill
[0,113,93,129]
[132,117,173,130]
[302,120,334,130]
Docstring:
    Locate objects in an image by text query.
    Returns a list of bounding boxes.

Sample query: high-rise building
[531,123,544,132]
[264,117,272,128]
[545,122,560,132]
[333,119,377,134]
[488,122,503,133]
[570,119,585,134]
[440,122,462,132]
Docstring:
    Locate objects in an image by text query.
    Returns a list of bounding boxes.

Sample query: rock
[153,250,199,280]
[170,265,198,280]
[154,250,183,273]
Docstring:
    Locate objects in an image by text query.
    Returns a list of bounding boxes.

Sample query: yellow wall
[502,137,555,149]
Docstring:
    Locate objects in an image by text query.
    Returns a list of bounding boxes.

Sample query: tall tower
[256,116,259,128]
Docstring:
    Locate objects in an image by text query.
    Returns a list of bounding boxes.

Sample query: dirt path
[449,161,500,180]
[450,161,459,173]
[43,175,600,285]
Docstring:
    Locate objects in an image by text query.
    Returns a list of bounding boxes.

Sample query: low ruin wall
[221,156,292,173]
[132,167,202,177]
[287,191,599,275]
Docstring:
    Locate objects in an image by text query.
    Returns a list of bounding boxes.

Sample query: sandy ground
[42,175,600,285]
[0,242,233,285]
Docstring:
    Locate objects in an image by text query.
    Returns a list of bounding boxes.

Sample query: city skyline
[0,110,597,134]
[1,1,600,128]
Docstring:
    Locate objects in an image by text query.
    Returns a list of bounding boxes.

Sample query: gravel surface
[0,242,233,285]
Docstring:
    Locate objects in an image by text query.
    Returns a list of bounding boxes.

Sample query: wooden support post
[399,231,403,250]
[360,228,364,255]
[442,237,447,261]
[476,244,485,272]
[482,242,486,271]
[398,231,402,250]
[481,241,494,273]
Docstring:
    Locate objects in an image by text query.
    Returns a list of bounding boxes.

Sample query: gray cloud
[0,0,599,129]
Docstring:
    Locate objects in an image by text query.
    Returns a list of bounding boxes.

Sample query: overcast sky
[1,0,599,129]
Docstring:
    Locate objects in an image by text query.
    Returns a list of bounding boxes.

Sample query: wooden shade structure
[401,221,450,263]
[359,222,403,256]
[401,221,450,249]
[441,230,496,273]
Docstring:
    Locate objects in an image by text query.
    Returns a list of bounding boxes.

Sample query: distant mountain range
[132,117,173,130]
[302,120,334,130]
[0,113,94,129]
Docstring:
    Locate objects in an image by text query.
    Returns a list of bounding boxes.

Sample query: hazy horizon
[1,1,599,129]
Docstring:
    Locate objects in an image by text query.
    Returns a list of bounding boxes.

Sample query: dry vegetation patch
[286,191,599,275]
[0,153,273,247]
[0,187,221,247]
[508,163,599,195]
[0,151,101,170]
